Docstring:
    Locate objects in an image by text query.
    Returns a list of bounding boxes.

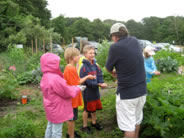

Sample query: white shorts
[116,94,146,132]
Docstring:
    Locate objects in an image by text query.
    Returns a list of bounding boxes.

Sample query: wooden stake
[35,37,38,54]
[72,37,74,47]
[62,37,65,49]
[31,40,33,55]
[43,39,45,53]
[50,35,52,52]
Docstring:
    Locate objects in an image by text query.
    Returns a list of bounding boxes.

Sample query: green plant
[16,71,33,85]
[154,49,184,66]
[101,67,114,81]
[156,56,178,73]
[7,44,27,65]
[25,52,43,71]
[16,67,42,85]
[5,45,27,74]
[32,67,42,84]
[59,52,67,72]
[0,70,19,100]
[96,40,111,68]
[140,73,184,138]
[0,114,36,138]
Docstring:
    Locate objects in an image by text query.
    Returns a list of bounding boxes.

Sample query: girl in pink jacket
[40,53,81,138]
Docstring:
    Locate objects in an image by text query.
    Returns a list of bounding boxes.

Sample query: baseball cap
[110,23,128,36]
[144,46,156,56]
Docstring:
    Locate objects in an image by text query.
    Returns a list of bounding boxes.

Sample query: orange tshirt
[64,65,83,108]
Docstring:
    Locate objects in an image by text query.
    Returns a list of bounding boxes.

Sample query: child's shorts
[69,108,78,121]
[84,99,102,113]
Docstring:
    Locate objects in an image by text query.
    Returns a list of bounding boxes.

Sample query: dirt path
[0,84,41,118]
[0,81,116,118]
[100,81,117,96]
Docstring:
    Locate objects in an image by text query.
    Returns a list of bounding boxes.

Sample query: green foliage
[140,74,184,138]
[0,113,37,138]
[154,49,184,66]
[142,16,184,45]
[5,45,27,75]
[96,40,114,81]
[101,67,114,81]
[7,44,26,64]
[59,53,67,72]
[0,70,18,100]
[0,46,43,85]
[156,56,178,73]
[25,52,43,71]
[0,0,51,52]
[16,71,33,85]
[96,40,111,68]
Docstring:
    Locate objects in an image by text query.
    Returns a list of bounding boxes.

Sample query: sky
[47,0,184,22]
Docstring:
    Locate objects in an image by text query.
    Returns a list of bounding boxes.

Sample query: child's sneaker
[66,132,81,138]
[74,131,81,138]
[91,123,103,130]
[80,126,92,134]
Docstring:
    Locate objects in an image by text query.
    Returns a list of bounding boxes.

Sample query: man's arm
[105,45,117,77]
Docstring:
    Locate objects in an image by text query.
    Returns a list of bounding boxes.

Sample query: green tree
[13,0,51,27]
[126,19,145,39]
[51,15,66,42]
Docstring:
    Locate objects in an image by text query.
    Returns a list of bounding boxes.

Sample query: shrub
[101,67,114,81]
[16,71,33,85]
[0,115,36,138]
[140,73,184,138]
[96,40,111,68]
[154,49,184,66]
[7,44,26,64]
[32,67,42,84]
[60,52,67,72]
[6,45,27,74]
[16,67,42,85]
[0,70,19,100]
[25,52,43,71]
[156,56,178,73]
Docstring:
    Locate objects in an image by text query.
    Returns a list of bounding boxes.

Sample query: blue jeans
[45,121,63,138]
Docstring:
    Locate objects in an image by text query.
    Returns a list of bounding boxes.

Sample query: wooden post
[50,35,52,52]
[43,39,45,53]
[72,37,74,47]
[31,40,34,55]
[62,37,65,49]
[35,37,38,54]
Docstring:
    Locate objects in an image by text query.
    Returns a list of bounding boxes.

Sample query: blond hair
[83,45,95,54]
[64,47,80,64]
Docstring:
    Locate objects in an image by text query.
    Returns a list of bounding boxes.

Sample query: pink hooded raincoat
[40,53,80,124]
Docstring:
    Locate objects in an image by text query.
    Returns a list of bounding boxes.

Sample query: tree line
[0,0,184,52]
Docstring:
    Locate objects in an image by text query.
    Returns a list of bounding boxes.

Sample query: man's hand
[98,83,107,88]
[111,70,117,78]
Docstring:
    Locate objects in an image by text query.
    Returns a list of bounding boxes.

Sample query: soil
[0,99,18,117]
[0,81,116,118]
[0,84,41,118]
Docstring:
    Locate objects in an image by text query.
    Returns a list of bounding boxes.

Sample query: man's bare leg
[135,125,140,138]
[124,131,136,138]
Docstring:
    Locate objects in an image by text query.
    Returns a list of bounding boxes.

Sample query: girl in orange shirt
[64,47,95,138]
